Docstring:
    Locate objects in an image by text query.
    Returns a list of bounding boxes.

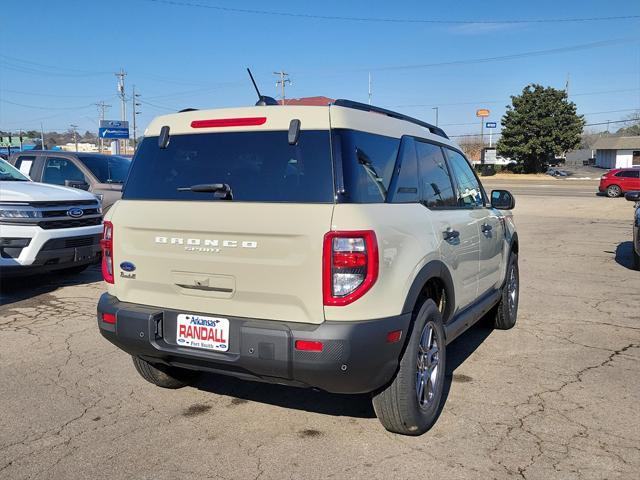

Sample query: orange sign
[476,109,490,117]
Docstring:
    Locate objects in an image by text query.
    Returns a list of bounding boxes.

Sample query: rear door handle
[443,228,460,241]
[481,223,493,233]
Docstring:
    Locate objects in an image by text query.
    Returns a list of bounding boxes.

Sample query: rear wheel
[372,299,446,435]
[132,356,199,389]
[607,184,622,198]
[493,253,519,330]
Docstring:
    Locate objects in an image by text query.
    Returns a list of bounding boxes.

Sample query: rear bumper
[97,293,411,394]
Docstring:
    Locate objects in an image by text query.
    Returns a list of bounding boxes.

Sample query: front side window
[335,129,400,203]
[415,140,457,208]
[42,157,86,185]
[445,148,484,207]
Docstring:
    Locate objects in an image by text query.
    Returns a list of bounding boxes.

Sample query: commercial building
[593,137,640,169]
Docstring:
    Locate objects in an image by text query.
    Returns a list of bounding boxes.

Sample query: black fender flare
[401,260,455,324]
[509,232,519,256]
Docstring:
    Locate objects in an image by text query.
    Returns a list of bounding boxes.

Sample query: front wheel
[372,299,446,435]
[607,185,622,198]
[493,253,519,330]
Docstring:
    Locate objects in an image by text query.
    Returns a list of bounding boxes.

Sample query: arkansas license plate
[176,314,229,352]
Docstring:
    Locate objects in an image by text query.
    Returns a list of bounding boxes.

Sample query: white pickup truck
[0,159,103,277]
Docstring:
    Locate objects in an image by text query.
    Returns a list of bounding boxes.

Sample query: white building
[593,137,640,169]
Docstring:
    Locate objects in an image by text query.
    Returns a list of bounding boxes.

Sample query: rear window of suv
[123,130,334,203]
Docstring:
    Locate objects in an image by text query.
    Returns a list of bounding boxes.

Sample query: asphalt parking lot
[1,180,639,480]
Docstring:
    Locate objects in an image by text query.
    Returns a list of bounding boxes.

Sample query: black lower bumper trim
[97,293,411,394]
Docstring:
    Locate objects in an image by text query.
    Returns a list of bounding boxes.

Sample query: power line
[143,1,640,25]
[0,89,116,99]
[0,98,96,110]
[367,38,637,72]
[0,55,111,77]
[448,117,640,138]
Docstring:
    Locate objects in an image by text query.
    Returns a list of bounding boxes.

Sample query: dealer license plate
[176,314,229,352]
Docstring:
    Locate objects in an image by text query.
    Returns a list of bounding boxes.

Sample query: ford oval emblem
[67,207,84,218]
[120,261,136,272]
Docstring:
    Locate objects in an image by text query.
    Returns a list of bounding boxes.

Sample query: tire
[607,185,622,198]
[493,253,519,330]
[58,264,90,275]
[132,356,198,389]
[372,299,446,436]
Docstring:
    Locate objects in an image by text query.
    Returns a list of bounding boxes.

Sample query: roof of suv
[144,101,458,149]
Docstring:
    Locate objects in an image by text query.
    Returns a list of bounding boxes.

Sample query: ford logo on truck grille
[67,208,84,218]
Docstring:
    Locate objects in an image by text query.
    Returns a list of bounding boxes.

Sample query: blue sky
[1,0,639,139]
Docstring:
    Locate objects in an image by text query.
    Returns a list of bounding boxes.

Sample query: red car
[599,168,640,198]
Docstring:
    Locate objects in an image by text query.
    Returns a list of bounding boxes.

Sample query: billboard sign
[99,120,129,139]
[485,122,497,129]
[476,109,490,118]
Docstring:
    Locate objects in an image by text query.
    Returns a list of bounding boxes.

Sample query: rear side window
[415,141,457,208]
[123,131,334,203]
[14,155,36,177]
[335,129,400,203]
[78,154,131,183]
[615,170,639,178]
[388,137,420,203]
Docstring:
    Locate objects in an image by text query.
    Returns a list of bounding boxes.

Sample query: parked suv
[96,100,519,435]
[625,191,640,269]
[0,159,102,277]
[9,151,131,211]
[599,167,640,197]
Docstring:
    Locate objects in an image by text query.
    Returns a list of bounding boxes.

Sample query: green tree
[497,84,585,173]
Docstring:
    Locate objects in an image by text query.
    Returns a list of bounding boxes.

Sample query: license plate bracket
[176,314,229,352]
[74,246,95,262]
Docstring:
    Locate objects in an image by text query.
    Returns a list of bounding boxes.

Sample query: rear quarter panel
[325,203,440,321]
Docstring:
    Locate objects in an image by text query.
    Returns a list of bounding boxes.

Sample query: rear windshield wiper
[177,183,233,200]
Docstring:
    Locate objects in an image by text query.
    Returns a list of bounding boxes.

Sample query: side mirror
[65,179,90,190]
[491,189,515,210]
[625,191,640,203]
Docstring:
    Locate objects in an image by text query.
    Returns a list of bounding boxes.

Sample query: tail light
[323,230,378,306]
[100,221,114,284]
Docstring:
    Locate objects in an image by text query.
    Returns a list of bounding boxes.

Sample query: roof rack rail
[332,99,449,139]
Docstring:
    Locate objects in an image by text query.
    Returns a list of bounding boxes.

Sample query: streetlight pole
[432,107,439,127]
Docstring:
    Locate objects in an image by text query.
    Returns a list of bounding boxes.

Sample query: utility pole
[273,71,291,105]
[95,100,111,153]
[131,85,141,150]
[115,68,127,153]
[40,123,45,150]
[565,72,570,98]
[432,107,439,127]
[368,72,372,105]
[70,124,79,152]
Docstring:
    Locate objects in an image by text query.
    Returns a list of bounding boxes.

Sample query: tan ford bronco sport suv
[97,99,519,435]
